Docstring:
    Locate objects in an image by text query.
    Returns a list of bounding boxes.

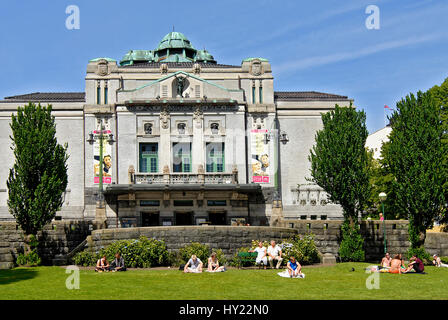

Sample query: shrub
[72,236,170,268]
[72,250,99,267]
[16,249,41,267]
[178,242,227,266]
[440,256,448,264]
[178,242,210,264]
[338,222,365,262]
[280,234,320,265]
[406,246,432,265]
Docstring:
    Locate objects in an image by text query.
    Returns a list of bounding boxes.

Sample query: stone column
[192,106,204,173]
[159,108,171,172]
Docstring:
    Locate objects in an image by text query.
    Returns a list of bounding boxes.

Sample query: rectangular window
[195,85,201,98]
[252,86,256,104]
[173,142,192,173]
[140,200,160,206]
[259,86,263,104]
[97,86,101,105]
[139,143,158,173]
[104,86,108,104]
[162,85,168,97]
[206,143,225,172]
[173,200,194,206]
[207,200,227,206]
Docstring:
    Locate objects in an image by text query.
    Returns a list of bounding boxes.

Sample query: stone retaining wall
[89,226,297,258]
[1,220,447,269]
[0,221,91,269]
[282,220,448,260]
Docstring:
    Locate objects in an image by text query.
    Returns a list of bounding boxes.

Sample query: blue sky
[0,0,447,133]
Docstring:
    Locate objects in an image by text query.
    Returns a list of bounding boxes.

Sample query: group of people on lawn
[95,252,126,272]
[378,252,448,274]
[183,240,301,277]
[249,240,303,278]
[94,240,302,278]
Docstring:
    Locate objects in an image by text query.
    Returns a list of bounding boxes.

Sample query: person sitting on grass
[109,252,126,272]
[95,255,109,272]
[249,241,267,269]
[287,256,302,278]
[432,254,448,268]
[207,252,226,272]
[380,252,392,269]
[184,255,203,273]
[404,255,424,273]
[389,254,403,274]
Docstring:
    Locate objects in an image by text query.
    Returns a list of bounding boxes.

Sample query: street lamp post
[379,192,387,254]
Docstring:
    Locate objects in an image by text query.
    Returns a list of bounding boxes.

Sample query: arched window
[144,123,153,135]
[210,122,219,134]
[177,123,186,134]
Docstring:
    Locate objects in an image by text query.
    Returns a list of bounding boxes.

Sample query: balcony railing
[132,171,238,185]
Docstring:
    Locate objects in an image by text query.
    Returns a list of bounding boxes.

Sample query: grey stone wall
[282,220,448,261]
[89,226,297,258]
[1,220,447,269]
[0,221,91,269]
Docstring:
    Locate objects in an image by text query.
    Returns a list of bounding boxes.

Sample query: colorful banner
[93,129,112,184]
[250,129,270,183]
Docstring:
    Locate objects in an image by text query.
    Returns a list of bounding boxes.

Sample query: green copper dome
[195,49,216,63]
[156,32,195,50]
[119,32,218,65]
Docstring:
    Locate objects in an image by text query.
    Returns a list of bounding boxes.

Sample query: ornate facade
[0,32,353,227]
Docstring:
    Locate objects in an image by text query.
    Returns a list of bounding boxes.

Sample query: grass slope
[0,263,447,300]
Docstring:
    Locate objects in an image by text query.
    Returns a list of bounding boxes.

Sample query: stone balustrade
[134,172,237,184]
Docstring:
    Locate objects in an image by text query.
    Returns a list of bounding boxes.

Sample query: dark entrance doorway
[209,211,227,225]
[141,212,159,226]
[175,211,193,225]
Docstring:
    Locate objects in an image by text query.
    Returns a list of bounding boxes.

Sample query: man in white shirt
[267,240,283,269]
[250,241,267,269]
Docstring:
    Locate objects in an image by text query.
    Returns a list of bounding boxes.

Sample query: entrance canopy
[104,183,261,195]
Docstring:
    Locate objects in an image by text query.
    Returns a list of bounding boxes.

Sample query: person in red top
[404,255,424,273]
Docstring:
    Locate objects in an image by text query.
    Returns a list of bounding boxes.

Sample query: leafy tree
[427,78,448,225]
[309,105,370,261]
[7,103,68,254]
[366,142,406,220]
[385,91,447,248]
[309,104,371,222]
[338,221,365,262]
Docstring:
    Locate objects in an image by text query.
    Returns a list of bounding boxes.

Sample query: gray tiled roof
[120,62,240,69]
[274,91,349,101]
[3,92,85,102]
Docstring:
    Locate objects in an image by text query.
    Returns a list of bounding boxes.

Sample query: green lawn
[0,263,447,300]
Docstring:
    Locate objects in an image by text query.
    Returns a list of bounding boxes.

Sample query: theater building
[0,32,352,227]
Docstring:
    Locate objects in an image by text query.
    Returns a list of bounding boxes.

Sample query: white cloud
[274,33,443,74]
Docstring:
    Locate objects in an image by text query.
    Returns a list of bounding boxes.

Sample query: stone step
[0,262,14,269]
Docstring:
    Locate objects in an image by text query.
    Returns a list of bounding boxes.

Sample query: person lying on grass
[109,252,126,272]
[95,255,110,272]
[432,254,448,268]
[286,256,302,278]
[207,252,226,272]
[184,255,203,273]
[404,255,424,273]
